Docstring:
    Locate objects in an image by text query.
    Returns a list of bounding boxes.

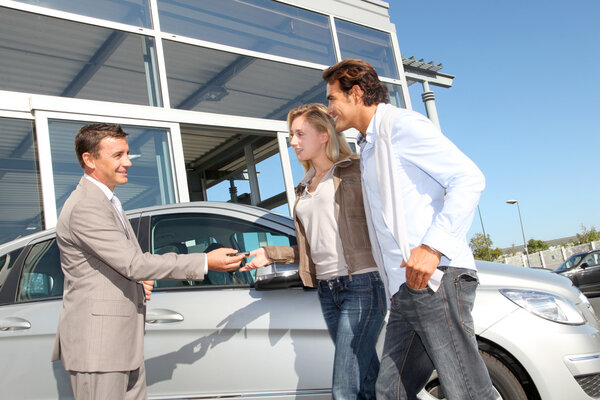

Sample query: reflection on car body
[0,202,599,400]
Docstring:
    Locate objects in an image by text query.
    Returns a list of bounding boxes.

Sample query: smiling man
[52,123,245,400]
[323,59,494,399]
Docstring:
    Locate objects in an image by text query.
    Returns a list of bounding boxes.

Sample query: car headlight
[500,289,585,325]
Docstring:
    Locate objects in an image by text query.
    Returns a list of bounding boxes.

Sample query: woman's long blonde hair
[287,103,357,172]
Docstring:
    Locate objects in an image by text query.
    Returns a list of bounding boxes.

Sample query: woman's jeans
[317,271,386,400]
[375,267,495,400]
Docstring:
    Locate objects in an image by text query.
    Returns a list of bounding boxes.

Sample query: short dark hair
[322,58,389,106]
[74,123,128,169]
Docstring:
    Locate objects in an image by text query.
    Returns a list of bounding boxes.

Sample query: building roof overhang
[402,56,455,88]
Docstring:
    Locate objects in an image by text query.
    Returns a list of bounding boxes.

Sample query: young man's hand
[401,244,442,289]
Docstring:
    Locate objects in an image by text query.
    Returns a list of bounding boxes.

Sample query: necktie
[110,195,130,239]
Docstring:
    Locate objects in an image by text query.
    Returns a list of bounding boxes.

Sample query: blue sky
[388,0,600,248]
[208,0,600,250]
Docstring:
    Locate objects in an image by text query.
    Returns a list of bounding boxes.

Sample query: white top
[295,167,348,280]
[358,104,485,295]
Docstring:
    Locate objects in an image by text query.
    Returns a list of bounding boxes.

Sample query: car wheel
[419,351,527,400]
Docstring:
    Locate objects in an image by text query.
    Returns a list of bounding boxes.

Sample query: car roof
[570,249,600,258]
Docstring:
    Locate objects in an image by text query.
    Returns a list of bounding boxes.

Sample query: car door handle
[146,309,184,324]
[0,317,32,331]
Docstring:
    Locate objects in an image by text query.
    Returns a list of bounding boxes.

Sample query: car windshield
[556,254,583,271]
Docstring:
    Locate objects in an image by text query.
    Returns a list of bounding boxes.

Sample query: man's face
[85,136,132,191]
[326,80,360,132]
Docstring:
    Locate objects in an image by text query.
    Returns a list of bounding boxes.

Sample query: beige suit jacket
[51,177,206,372]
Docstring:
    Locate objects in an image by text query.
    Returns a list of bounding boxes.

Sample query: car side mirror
[254,271,303,290]
[254,263,303,290]
[580,262,590,269]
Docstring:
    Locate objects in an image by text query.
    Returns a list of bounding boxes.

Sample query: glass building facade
[0,0,410,244]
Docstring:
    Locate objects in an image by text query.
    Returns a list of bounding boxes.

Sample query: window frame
[0,111,43,242]
[34,111,186,228]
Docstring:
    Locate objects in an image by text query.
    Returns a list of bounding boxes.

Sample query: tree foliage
[469,233,503,261]
[577,225,600,245]
[527,238,549,253]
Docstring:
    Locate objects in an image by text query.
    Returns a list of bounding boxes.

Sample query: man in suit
[52,123,245,400]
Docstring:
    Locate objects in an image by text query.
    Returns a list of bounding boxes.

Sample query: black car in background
[555,250,600,297]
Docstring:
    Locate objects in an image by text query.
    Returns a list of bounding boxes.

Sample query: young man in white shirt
[323,59,495,399]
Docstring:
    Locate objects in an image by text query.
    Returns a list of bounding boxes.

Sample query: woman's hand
[239,248,272,271]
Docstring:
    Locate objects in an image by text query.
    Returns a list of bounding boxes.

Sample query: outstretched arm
[239,247,272,271]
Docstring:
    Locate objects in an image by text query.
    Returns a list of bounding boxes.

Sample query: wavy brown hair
[287,103,357,172]
[322,58,389,106]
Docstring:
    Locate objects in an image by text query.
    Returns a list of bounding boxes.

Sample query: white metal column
[277,131,296,216]
[244,144,261,206]
[421,81,441,129]
[32,111,58,228]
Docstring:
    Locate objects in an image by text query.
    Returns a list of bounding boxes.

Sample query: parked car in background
[555,250,600,298]
[0,202,599,399]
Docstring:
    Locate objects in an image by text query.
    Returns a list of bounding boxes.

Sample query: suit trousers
[69,363,147,400]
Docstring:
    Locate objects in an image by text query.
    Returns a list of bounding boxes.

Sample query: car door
[0,237,72,400]
[0,218,142,400]
[140,208,334,399]
[579,252,600,296]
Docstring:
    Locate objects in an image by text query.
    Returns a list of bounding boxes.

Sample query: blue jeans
[318,271,386,400]
[376,267,495,400]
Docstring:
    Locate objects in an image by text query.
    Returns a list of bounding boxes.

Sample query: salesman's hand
[143,280,154,300]
[207,247,246,272]
[401,245,441,289]
[239,248,271,271]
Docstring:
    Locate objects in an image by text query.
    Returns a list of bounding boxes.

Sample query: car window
[0,248,23,291]
[150,213,297,289]
[557,254,584,271]
[582,253,600,267]
[16,239,64,302]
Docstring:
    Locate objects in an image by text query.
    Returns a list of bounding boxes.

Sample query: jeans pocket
[405,284,430,295]
[456,272,478,337]
[343,275,372,293]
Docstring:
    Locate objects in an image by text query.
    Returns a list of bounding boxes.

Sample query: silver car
[0,202,599,399]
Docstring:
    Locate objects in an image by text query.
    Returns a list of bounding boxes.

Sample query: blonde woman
[242,104,385,399]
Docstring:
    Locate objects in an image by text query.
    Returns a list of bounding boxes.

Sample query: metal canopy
[402,55,455,88]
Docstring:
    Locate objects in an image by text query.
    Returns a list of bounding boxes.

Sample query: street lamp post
[506,199,530,267]
[477,205,490,260]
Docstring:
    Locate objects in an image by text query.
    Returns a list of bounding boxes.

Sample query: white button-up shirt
[358,106,485,295]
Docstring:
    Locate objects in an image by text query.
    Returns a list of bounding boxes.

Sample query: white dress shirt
[358,105,485,295]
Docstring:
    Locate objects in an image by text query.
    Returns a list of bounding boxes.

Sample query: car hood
[476,261,579,299]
